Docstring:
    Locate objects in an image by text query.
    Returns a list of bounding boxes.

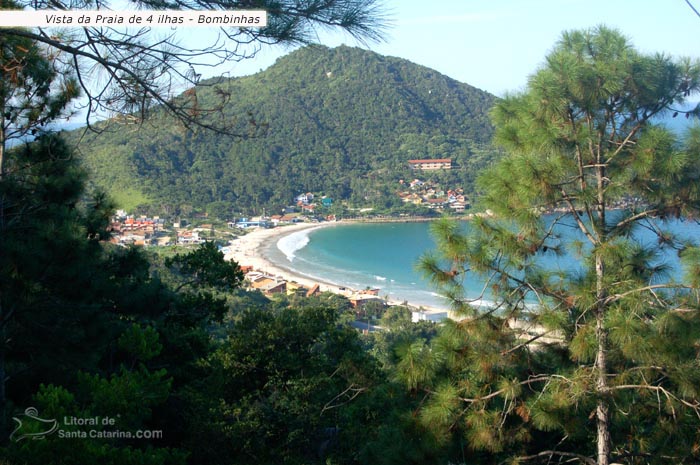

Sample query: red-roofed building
[408,159,452,170]
[306,284,320,297]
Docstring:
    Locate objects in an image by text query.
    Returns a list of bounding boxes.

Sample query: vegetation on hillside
[70,45,499,216]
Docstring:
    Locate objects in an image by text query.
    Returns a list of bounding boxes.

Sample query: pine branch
[685,0,700,17]
[611,452,682,463]
[610,384,700,414]
[320,383,367,415]
[456,375,553,404]
[613,208,659,230]
[500,329,556,356]
[559,188,597,244]
[513,450,596,465]
[5,28,240,135]
[603,283,694,306]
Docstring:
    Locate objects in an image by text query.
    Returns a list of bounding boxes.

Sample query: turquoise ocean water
[262,219,700,310]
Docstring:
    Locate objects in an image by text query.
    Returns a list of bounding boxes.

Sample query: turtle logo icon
[9,407,59,442]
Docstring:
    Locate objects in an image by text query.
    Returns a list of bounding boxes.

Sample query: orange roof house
[306,284,321,297]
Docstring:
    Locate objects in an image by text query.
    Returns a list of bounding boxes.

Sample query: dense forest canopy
[68,45,499,216]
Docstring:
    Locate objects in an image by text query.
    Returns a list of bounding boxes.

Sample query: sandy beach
[223,222,351,295]
[223,222,450,312]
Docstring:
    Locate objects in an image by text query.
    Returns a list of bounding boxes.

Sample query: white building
[411,310,448,323]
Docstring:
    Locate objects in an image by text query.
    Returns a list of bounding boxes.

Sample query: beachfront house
[233,218,271,229]
[177,231,204,245]
[286,281,308,296]
[348,293,383,309]
[306,284,321,297]
[251,276,287,295]
[295,193,314,205]
[411,310,448,323]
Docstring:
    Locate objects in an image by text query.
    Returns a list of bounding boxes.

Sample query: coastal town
[101,155,505,329]
[106,157,473,246]
[106,191,457,328]
[100,156,483,328]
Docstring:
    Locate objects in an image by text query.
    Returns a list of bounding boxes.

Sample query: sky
[202,0,700,97]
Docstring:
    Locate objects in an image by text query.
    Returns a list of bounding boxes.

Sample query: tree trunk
[594,164,610,465]
[595,278,611,465]
[0,115,7,443]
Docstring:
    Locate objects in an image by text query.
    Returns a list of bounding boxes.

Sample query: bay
[264,218,700,310]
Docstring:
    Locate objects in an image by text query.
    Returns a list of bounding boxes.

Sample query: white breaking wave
[375,275,387,281]
[277,230,311,262]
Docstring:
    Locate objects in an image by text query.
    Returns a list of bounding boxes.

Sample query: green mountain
[71,45,499,216]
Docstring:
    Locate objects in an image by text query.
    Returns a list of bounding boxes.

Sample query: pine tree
[411,26,700,465]
[0,135,232,461]
[0,136,113,441]
[0,10,79,177]
[0,28,79,438]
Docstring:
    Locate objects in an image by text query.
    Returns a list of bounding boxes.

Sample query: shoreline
[223,222,451,313]
[226,222,342,292]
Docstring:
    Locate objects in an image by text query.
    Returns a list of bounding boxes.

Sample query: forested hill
[72,45,499,215]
